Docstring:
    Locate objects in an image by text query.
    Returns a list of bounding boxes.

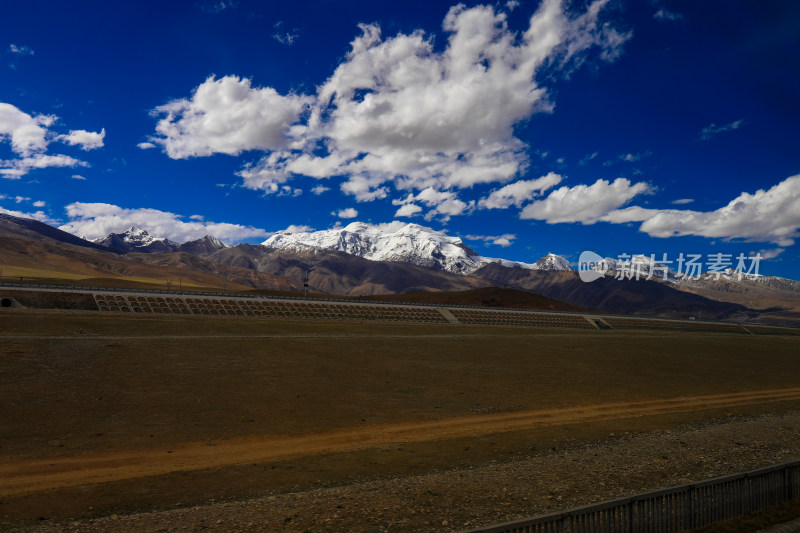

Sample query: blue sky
[1,0,799,278]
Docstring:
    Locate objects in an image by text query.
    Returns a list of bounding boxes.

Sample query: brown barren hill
[0,216,299,292]
[363,286,586,311]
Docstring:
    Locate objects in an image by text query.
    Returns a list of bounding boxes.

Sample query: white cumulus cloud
[332,207,358,219]
[59,202,272,243]
[1,153,87,179]
[304,0,628,197]
[282,224,314,234]
[602,175,800,246]
[392,187,475,221]
[149,75,313,159]
[478,172,563,209]
[147,1,629,208]
[0,102,101,177]
[0,204,55,224]
[521,177,651,223]
[58,128,105,150]
[394,203,422,218]
[465,233,516,247]
[758,248,785,260]
[0,102,54,156]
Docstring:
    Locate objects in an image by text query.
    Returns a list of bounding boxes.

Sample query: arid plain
[1,309,799,532]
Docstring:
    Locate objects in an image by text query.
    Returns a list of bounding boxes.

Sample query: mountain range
[95,226,230,255]
[96,222,559,275]
[1,213,799,325]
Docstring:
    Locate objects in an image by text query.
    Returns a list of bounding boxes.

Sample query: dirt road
[3,387,799,498]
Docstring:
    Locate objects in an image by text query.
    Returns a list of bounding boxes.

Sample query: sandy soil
[4,387,800,498]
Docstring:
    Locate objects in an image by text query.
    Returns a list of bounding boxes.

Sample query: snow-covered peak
[262,222,574,275]
[489,258,539,269]
[478,253,572,271]
[122,225,157,245]
[95,226,179,253]
[535,252,573,271]
[263,221,484,274]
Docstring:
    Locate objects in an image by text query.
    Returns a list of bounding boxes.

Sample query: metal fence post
[627,500,634,533]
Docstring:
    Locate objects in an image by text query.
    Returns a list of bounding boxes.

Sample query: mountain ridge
[261,221,570,275]
[95,226,180,253]
[3,213,799,324]
[0,213,110,252]
[93,226,230,255]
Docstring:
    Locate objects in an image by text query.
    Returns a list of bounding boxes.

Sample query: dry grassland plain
[1,309,799,531]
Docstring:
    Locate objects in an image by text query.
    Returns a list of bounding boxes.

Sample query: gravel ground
[16,411,800,533]
[759,518,800,533]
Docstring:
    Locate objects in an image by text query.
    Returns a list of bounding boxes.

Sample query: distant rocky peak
[177,234,230,255]
[535,253,572,271]
[122,225,155,244]
[95,225,178,253]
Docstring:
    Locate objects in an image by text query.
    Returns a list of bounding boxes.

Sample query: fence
[4,282,800,334]
[464,461,800,533]
[92,293,452,323]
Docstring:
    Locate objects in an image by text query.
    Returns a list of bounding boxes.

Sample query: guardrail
[463,461,800,533]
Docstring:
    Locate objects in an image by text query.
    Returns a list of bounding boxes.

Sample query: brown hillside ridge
[0,233,298,293]
[363,286,588,312]
[472,263,758,321]
[670,275,800,327]
[207,244,492,296]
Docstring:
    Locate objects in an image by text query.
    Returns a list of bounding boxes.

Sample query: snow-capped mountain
[95,227,231,255]
[95,226,180,253]
[262,222,485,274]
[93,221,573,275]
[535,253,573,271]
[262,222,572,275]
